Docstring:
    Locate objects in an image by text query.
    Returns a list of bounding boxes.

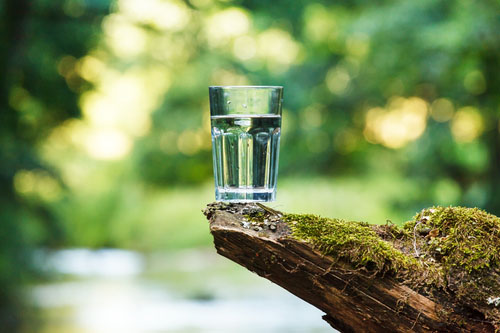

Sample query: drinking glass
[209,86,283,202]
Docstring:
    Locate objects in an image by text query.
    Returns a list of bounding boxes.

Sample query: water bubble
[242,104,247,108]
[227,101,231,104]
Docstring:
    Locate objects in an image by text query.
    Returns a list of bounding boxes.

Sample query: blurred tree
[22,0,499,253]
[130,0,500,214]
[0,0,108,329]
[1,0,499,329]
[1,0,497,281]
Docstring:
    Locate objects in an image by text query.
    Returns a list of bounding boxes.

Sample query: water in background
[30,248,334,333]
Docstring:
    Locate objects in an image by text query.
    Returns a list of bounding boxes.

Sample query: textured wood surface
[203,203,495,333]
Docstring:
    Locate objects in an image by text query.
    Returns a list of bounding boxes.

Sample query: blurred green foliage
[126,0,500,214]
[0,0,108,329]
[1,0,500,329]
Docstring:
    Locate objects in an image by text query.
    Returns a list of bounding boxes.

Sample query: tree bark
[203,203,496,333]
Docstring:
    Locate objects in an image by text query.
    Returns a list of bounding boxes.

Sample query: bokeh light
[364,97,428,149]
[451,106,484,143]
[3,0,500,331]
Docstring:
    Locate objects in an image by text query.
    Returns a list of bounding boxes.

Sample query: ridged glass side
[211,115,281,202]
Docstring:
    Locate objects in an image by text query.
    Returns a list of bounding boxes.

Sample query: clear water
[211,114,281,202]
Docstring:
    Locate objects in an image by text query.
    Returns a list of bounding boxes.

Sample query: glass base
[215,187,276,202]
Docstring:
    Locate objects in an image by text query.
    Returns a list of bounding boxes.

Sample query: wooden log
[203,203,497,333]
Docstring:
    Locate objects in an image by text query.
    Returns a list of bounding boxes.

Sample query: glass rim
[209,85,283,89]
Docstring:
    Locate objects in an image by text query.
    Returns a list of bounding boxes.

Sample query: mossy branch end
[204,203,500,332]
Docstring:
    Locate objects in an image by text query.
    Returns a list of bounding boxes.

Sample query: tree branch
[203,203,496,333]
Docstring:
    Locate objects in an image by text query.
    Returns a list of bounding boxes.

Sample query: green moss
[280,206,500,325]
[282,213,420,274]
[404,206,500,273]
[404,206,500,320]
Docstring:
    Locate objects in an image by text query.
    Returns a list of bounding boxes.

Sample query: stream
[29,248,334,332]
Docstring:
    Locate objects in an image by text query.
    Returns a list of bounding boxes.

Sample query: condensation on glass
[209,86,283,202]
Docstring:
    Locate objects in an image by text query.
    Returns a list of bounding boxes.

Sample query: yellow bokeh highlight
[279,108,295,141]
[206,8,250,45]
[190,0,213,9]
[257,29,300,72]
[430,98,454,122]
[303,4,337,43]
[300,105,324,129]
[41,0,187,168]
[450,106,483,143]
[364,97,428,149]
[103,14,147,58]
[211,69,249,86]
[198,129,212,149]
[233,36,257,61]
[346,34,370,58]
[44,119,86,153]
[80,92,151,137]
[150,35,191,63]
[83,128,133,160]
[80,67,171,138]
[48,65,172,161]
[119,0,190,31]
[76,55,105,82]
[74,7,172,161]
[177,130,203,155]
[14,169,62,201]
[202,109,211,134]
[325,66,350,95]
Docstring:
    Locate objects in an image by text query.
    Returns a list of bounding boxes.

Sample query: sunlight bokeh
[363,97,428,149]
[3,0,500,331]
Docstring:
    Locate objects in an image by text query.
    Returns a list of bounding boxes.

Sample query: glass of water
[209,86,283,202]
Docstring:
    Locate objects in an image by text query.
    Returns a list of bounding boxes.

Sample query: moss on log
[204,203,500,332]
